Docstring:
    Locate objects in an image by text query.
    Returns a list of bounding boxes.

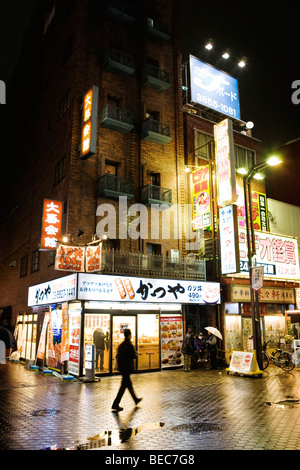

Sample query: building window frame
[20,254,28,278]
[31,249,40,273]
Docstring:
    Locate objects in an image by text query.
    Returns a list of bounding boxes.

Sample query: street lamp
[243,156,282,370]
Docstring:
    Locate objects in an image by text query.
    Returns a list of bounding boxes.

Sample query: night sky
[0,1,299,154]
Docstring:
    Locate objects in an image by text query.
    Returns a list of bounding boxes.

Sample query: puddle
[170,422,222,434]
[266,398,300,409]
[41,420,222,450]
[31,409,60,417]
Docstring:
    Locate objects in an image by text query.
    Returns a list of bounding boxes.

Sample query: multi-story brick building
[0,0,221,375]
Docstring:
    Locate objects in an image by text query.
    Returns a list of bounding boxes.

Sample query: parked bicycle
[262,341,295,371]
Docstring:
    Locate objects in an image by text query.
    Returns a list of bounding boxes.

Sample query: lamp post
[243,156,282,370]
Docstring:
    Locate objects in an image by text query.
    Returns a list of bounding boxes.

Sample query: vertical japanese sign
[236,186,269,231]
[40,199,63,250]
[80,85,99,160]
[86,244,102,272]
[251,266,264,290]
[219,204,240,274]
[214,119,236,207]
[191,165,211,230]
[36,312,50,360]
[61,303,69,362]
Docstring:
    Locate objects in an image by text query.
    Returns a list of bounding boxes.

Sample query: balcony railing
[98,174,134,200]
[141,184,172,207]
[142,64,171,92]
[103,47,135,77]
[146,17,170,41]
[141,118,172,144]
[104,0,136,23]
[100,104,134,133]
[100,249,206,281]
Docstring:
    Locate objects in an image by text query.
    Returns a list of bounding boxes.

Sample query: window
[48,251,55,266]
[148,172,160,186]
[194,130,213,162]
[58,90,70,119]
[20,255,28,278]
[54,156,66,186]
[234,145,255,172]
[31,249,40,273]
[105,160,119,176]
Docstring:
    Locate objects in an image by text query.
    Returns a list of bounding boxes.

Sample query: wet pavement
[1,361,300,451]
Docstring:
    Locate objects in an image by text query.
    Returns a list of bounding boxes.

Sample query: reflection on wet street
[1,362,300,450]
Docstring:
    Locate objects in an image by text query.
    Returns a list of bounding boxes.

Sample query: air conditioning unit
[168,249,179,263]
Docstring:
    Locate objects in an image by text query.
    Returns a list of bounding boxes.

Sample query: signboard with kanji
[40,199,63,250]
[191,165,211,230]
[80,85,98,160]
[214,119,237,207]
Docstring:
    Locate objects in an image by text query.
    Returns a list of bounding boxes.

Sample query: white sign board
[28,274,77,306]
[78,273,221,304]
[228,351,255,374]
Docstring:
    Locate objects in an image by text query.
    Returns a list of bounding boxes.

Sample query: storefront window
[112,315,136,372]
[84,313,110,374]
[137,314,160,370]
[17,313,37,361]
[225,315,242,353]
[264,315,285,346]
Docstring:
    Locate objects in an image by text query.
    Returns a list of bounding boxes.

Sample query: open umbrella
[205,327,223,340]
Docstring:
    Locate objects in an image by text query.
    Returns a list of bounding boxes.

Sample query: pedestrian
[182,327,194,371]
[207,331,218,369]
[194,333,208,362]
[93,327,105,371]
[111,329,142,412]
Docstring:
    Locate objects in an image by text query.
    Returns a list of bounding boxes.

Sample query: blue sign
[189,55,240,120]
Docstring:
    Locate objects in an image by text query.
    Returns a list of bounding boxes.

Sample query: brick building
[0,0,219,375]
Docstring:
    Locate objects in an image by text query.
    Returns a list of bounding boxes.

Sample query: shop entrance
[112,314,160,372]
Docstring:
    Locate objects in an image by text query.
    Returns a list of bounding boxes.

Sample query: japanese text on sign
[40,199,63,250]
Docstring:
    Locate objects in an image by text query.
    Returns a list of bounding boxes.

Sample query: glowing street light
[205,41,213,50]
[238,58,246,68]
[243,155,282,370]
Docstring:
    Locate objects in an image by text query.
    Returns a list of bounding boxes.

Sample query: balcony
[141,118,172,144]
[142,64,171,92]
[104,0,136,24]
[103,47,135,77]
[98,174,134,200]
[101,249,206,281]
[141,184,172,207]
[100,104,134,133]
[146,17,170,41]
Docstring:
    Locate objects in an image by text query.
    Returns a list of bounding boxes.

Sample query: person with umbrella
[205,327,222,370]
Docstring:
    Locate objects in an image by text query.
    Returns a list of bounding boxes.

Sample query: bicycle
[262,340,295,372]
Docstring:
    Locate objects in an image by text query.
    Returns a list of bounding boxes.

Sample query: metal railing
[141,184,172,205]
[101,104,134,125]
[142,118,171,138]
[101,249,206,280]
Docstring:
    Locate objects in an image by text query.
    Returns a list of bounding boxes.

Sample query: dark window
[58,90,70,119]
[54,156,66,186]
[31,249,40,273]
[20,255,28,278]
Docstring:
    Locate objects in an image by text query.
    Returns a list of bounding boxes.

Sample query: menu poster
[48,305,62,372]
[160,316,183,368]
[68,308,81,376]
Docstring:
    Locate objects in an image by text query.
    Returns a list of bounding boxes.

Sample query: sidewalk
[1,361,300,450]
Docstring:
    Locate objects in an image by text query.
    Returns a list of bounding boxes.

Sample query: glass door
[112,315,136,373]
[137,314,160,370]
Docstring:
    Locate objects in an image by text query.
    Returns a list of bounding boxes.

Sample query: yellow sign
[191,165,211,229]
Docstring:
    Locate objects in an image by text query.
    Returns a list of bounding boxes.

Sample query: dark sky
[0,1,299,154]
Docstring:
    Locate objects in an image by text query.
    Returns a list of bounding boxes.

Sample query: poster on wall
[191,165,211,230]
[161,316,183,368]
[68,308,81,376]
[48,305,62,372]
[36,312,50,361]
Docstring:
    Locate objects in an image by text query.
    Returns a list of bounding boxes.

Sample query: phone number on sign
[196,93,238,117]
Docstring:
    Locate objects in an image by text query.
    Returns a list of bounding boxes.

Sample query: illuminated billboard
[214,119,237,207]
[189,55,240,120]
[80,85,99,160]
